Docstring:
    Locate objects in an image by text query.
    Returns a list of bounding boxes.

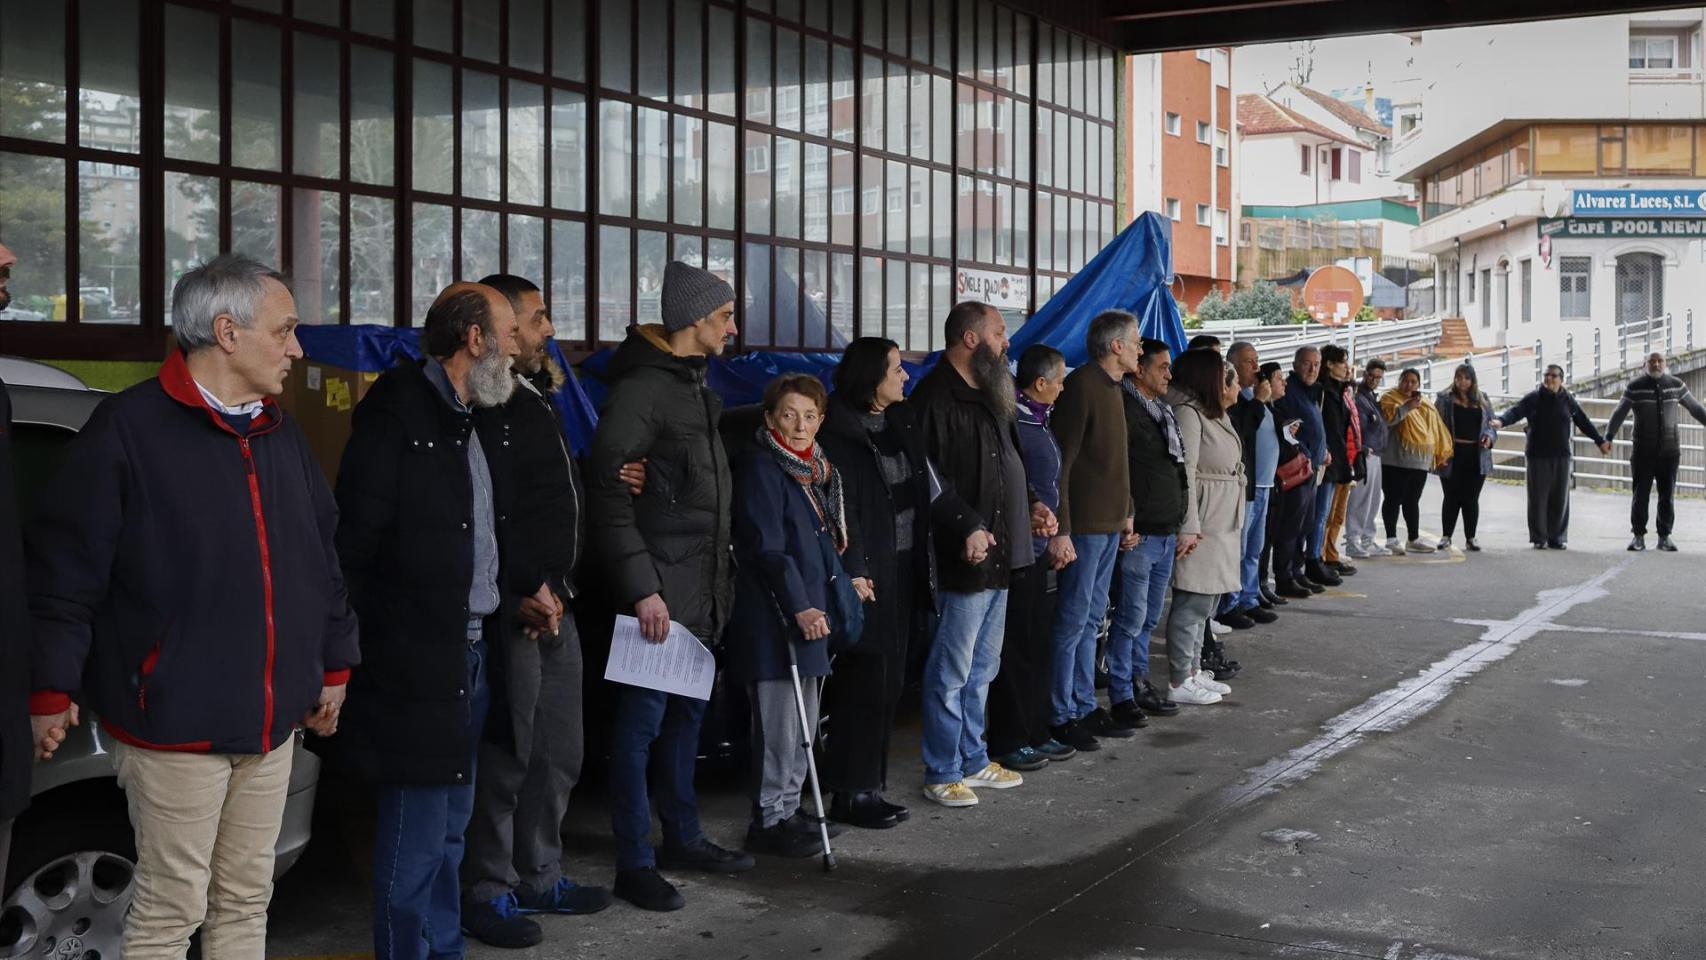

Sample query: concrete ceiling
[1013,1,1706,52]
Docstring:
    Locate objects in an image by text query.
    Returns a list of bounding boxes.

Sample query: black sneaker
[614,867,685,912]
[1260,586,1288,606]
[1034,738,1077,762]
[1276,579,1313,599]
[461,893,544,948]
[1533,541,1548,550]
[1135,678,1180,717]
[1243,605,1278,625]
[1547,541,1566,550]
[1301,577,1326,594]
[1081,706,1138,739]
[1305,561,1342,587]
[1217,610,1255,630]
[515,877,613,915]
[746,821,820,859]
[657,837,756,874]
[1629,535,1647,551]
[784,809,843,839]
[1658,536,1678,552]
[1050,720,1102,752]
[1109,699,1149,729]
[994,746,1051,771]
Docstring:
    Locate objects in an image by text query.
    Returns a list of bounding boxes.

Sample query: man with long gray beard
[333,281,523,960]
[909,301,1054,809]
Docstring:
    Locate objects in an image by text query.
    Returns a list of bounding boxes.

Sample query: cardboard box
[280,360,381,485]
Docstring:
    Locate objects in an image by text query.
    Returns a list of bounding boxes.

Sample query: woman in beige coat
[1165,350,1246,705]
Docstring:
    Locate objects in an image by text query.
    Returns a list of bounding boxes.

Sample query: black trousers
[820,557,916,795]
[1268,481,1311,584]
[1439,460,1487,539]
[1526,456,1572,546]
[1382,465,1429,541]
[986,562,1055,757]
[1631,450,1680,537]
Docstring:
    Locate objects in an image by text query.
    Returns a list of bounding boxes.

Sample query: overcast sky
[1232,34,1422,98]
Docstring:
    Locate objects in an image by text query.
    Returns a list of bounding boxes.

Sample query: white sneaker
[1435,536,1452,551]
[1191,672,1231,695]
[1208,618,1231,636]
[1386,537,1405,555]
[1170,681,1222,705]
[1407,539,1436,554]
[1364,541,1392,557]
[1345,543,1370,559]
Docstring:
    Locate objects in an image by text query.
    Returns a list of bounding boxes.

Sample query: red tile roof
[1295,85,1392,137]
[1235,93,1362,148]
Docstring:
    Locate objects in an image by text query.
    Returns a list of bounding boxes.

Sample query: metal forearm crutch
[785,640,836,872]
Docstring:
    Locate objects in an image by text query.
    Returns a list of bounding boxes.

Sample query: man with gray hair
[1046,310,1141,751]
[28,254,358,959]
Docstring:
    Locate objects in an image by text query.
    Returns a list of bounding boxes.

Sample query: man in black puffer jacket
[335,281,522,960]
[586,261,750,913]
[1604,352,1706,551]
[1493,364,1610,550]
[0,239,28,887]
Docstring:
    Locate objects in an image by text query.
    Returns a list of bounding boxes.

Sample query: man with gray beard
[909,301,1055,808]
[333,281,524,960]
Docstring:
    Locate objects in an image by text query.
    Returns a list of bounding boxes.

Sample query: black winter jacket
[28,351,359,756]
[0,380,31,821]
[1321,377,1361,484]
[505,369,584,602]
[1605,372,1706,457]
[1123,383,1188,536]
[1496,388,1605,459]
[331,360,516,786]
[817,397,981,653]
[586,325,734,644]
[1228,390,1264,502]
[908,362,1036,593]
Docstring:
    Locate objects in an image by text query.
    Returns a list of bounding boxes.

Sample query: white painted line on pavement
[1451,619,1706,643]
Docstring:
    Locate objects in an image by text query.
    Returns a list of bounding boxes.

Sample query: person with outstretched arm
[1490,364,1610,550]
[1604,352,1706,551]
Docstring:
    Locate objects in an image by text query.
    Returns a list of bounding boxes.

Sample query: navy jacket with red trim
[26,350,359,754]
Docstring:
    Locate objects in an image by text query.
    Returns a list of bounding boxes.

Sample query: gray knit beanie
[661,261,736,333]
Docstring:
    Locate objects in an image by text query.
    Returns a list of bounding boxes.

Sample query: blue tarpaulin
[580,212,1186,412]
[1007,212,1188,365]
[294,324,602,456]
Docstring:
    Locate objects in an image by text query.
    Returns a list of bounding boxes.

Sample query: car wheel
[1,792,137,960]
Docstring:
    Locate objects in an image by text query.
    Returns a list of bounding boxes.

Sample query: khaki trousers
[1322,482,1352,563]
[112,740,293,960]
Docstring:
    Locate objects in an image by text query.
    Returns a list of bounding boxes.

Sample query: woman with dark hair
[1257,362,1307,603]
[1164,350,1245,705]
[816,338,982,829]
[1379,369,1452,554]
[728,373,873,858]
[1433,363,1498,552]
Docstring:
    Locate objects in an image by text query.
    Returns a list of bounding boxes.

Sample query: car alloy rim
[0,851,134,960]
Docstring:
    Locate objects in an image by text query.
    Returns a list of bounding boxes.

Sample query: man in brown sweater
[1043,310,1141,752]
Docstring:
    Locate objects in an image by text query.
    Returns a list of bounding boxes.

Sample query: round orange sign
[1301,265,1365,327]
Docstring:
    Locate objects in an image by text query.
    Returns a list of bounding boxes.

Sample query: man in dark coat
[1273,346,1328,591]
[1605,352,1706,551]
[29,254,358,958]
[908,301,1052,809]
[1493,364,1611,549]
[0,240,30,887]
[457,275,611,947]
[334,281,523,960]
[586,261,752,913]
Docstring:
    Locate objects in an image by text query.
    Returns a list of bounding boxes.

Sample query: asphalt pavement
[267,479,1706,960]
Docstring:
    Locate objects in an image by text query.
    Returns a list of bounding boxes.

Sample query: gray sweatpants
[462,621,585,904]
[1164,590,1218,687]
[748,677,821,829]
[1527,456,1572,546]
[1345,453,1383,549]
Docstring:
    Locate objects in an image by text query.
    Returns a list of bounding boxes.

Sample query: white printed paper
[603,615,716,701]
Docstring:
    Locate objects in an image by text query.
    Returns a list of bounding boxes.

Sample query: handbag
[816,532,867,654]
[1275,451,1312,492]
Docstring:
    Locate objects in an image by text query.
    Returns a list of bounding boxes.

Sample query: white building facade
[1396,10,1706,365]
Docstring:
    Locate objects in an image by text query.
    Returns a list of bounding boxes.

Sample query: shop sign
[954,268,1029,309]
[1540,217,1706,238]
[1571,189,1706,217]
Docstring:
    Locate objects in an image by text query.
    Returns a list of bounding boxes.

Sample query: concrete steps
[1436,316,1476,356]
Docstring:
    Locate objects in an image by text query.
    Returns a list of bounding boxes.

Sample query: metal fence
[1199,316,1443,366]
[1484,394,1706,495]
[1402,310,1699,398]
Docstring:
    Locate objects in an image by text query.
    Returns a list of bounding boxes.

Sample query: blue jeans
[1048,533,1122,726]
[374,641,489,960]
[1107,534,1174,704]
[609,686,709,871]
[921,589,1009,785]
[1224,488,1270,612]
[1307,479,1334,562]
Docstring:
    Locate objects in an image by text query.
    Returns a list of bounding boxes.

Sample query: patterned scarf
[763,427,848,552]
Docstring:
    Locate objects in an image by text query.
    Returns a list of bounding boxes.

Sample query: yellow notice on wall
[325,377,353,411]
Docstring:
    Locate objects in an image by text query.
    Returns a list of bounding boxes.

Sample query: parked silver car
[0,358,319,960]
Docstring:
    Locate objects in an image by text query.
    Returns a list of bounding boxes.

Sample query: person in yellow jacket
[1377,369,1452,554]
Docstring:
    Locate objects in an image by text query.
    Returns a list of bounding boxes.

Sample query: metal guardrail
[1483,393,1706,495]
[1198,317,1444,367]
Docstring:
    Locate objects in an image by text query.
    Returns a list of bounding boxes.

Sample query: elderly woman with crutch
[727,373,873,865]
